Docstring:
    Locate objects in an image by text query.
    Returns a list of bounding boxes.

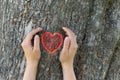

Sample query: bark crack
[81,0,95,44]
[104,46,119,80]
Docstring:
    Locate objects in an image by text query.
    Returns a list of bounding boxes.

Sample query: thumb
[60,37,70,62]
[62,37,70,51]
[33,35,40,52]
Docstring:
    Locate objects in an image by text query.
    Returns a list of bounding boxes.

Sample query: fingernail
[35,35,39,39]
[66,37,69,40]
[62,27,65,29]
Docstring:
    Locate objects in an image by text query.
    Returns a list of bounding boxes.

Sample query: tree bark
[0,0,120,80]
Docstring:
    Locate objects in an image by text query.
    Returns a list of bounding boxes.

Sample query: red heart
[41,32,63,54]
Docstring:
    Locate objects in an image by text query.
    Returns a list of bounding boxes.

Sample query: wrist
[61,63,76,80]
[26,62,39,70]
[61,63,75,78]
[61,62,73,69]
[61,61,73,67]
[27,60,39,66]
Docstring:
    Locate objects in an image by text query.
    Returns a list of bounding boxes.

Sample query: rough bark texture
[0,0,120,80]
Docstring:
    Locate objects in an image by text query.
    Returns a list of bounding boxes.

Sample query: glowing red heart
[41,32,63,54]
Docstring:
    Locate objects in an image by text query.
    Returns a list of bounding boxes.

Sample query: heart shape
[41,32,63,54]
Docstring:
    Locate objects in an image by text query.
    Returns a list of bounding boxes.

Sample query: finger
[26,27,42,41]
[63,27,77,45]
[33,35,40,53]
[62,37,70,51]
[60,37,70,61]
[62,27,75,38]
[69,39,78,54]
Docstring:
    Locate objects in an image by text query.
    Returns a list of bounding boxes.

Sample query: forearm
[62,64,76,80]
[23,61,38,80]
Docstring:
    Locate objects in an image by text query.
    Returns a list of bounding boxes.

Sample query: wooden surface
[0,0,120,80]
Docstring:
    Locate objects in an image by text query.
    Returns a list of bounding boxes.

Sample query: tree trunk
[0,0,120,80]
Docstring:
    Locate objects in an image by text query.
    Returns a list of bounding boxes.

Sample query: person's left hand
[21,28,42,64]
[59,27,78,66]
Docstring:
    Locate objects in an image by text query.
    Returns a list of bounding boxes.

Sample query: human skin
[60,27,78,80]
[21,27,78,80]
[21,28,42,80]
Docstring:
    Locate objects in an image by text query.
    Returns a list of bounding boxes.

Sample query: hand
[21,28,42,63]
[60,27,78,66]
[60,27,78,80]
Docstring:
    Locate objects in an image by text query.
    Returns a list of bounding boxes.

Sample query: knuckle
[75,45,78,49]
[60,50,64,54]
[21,43,24,47]
[73,45,78,50]
[21,42,28,48]
[21,43,23,46]
[61,50,66,54]
[30,29,35,34]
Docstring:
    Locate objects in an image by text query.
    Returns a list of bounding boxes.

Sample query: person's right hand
[60,27,78,66]
[21,28,42,64]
